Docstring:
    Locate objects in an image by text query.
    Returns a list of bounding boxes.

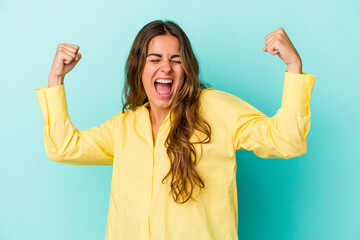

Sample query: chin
[150,96,174,110]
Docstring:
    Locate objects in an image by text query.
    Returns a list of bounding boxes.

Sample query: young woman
[36,20,316,240]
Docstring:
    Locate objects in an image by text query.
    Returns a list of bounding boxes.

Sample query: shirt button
[43,113,47,117]
[41,100,44,104]
[144,210,148,214]
[147,178,150,183]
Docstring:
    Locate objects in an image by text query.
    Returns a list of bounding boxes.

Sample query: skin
[141,34,185,143]
[48,43,82,87]
[262,27,302,74]
[47,27,302,143]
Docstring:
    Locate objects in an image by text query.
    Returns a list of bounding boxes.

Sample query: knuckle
[70,44,79,49]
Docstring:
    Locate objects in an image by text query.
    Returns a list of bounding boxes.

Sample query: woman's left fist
[263,28,302,67]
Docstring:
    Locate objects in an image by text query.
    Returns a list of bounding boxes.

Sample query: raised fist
[48,43,82,86]
[263,28,301,67]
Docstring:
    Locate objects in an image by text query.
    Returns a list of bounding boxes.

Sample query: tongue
[155,83,172,95]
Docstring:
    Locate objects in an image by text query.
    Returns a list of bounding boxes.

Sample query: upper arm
[233,102,310,159]
[36,84,123,165]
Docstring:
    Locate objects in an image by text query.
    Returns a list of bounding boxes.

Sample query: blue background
[1,0,359,239]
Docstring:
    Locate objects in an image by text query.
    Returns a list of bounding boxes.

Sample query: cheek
[143,65,159,79]
[176,67,185,82]
[142,66,153,88]
[142,78,151,92]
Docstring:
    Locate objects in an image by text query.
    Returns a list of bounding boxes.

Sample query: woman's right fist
[48,43,82,86]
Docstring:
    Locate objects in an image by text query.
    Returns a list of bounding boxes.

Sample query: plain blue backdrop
[1,0,359,239]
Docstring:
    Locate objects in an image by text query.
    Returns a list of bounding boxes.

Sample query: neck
[147,104,170,127]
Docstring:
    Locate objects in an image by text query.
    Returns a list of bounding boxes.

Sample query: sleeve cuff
[35,84,69,124]
[281,71,316,113]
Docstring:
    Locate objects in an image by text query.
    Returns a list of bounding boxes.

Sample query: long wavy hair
[122,20,211,204]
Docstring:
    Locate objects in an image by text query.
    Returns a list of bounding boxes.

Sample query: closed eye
[149,59,181,64]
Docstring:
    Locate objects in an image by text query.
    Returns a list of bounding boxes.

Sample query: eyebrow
[146,53,180,58]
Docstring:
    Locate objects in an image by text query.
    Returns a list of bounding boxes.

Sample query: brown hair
[122,20,211,204]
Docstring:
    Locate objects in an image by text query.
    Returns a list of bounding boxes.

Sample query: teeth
[155,79,173,84]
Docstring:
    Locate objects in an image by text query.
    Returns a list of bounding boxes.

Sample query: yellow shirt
[35,71,316,240]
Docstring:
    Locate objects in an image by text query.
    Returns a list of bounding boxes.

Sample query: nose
[160,60,172,73]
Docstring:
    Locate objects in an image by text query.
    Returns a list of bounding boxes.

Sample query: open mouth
[154,79,174,98]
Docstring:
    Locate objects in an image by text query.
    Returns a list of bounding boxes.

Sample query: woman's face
[142,34,185,112]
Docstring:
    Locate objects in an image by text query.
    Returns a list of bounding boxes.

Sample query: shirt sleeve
[234,71,316,159]
[35,84,122,165]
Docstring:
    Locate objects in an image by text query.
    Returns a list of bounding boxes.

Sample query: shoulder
[119,104,148,126]
[104,107,136,126]
[199,88,248,112]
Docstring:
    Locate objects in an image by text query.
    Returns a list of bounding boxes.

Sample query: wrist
[48,74,64,87]
[287,61,302,74]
